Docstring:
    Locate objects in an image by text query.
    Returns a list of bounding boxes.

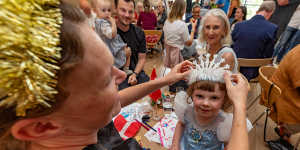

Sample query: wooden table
[135,106,173,150]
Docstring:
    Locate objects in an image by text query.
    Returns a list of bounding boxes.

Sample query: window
[242,0,263,19]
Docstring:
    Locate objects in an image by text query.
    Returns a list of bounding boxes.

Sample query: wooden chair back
[238,58,273,82]
[238,58,273,71]
[258,66,281,108]
[144,30,162,48]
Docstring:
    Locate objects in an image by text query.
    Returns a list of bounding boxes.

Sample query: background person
[133,1,144,23]
[94,0,133,75]
[231,1,277,81]
[269,0,300,40]
[163,0,196,69]
[230,6,247,30]
[156,1,167,30]
[272,4,300,63]
[116,0,150,90]
[199,9,238,73]
[227,0,241,22]
[185,4,202,39]
[163,0,197,92]
[216,0,230,14]
[137,0,157,30]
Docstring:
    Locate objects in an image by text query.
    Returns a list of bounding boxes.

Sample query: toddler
[171,54,252,150]
[94,0,132,74]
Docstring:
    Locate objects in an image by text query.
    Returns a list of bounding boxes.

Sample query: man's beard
[119,18,130,27]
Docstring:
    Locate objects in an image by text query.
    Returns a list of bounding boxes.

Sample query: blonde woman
[163,0,197,68]
[199,9,238,73]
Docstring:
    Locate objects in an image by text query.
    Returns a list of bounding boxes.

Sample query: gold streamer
[0,0,62,116]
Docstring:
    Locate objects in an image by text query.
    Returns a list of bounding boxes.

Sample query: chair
[238,58,274,111]
[258,66,281,109]
[144,30,162,50]
[253,66,280,125]
[256,66,281,141]
[237,58,273,82]
[258,66,300,149]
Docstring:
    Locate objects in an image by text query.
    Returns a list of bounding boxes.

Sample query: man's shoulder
[131,24,145,36]
[239,17,277,30]
[119,24,144,36]
[233,20,246,29]
[268,22,278,30]
[130,24,141,31]
[259,20,278,33]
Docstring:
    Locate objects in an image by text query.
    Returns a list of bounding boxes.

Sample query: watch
[133,72,139,76]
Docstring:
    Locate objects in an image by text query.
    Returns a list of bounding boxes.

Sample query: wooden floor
[139,50,300,150]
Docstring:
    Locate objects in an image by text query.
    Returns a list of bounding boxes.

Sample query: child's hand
[224,73,250,107]
[124,46,131,57]
[190,19,197,30]
[108,16,116,24]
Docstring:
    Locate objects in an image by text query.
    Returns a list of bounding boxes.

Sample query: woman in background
[199,9,238,73]
[230,6,247,30]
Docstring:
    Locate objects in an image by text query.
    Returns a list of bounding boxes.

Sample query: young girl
[137,0,157,30]
[163,0,196,68]
[94,0,132,74]
[171,54,252,150]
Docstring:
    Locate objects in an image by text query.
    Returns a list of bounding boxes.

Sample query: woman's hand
[224,73,250,107]
[164,60,195,85]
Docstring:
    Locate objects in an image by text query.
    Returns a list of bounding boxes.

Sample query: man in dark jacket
[231,1,278,80]
[116,0,149,90]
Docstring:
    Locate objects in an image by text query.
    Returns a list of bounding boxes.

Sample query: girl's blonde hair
[167,0,186,23]
[186,80,231,111]
[199,9,232,46]
[143,0,151,13]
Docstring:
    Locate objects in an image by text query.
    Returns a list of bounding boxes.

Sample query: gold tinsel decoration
[0,0,62,116]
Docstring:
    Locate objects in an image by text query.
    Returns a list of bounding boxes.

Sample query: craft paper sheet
[144,112,178,149]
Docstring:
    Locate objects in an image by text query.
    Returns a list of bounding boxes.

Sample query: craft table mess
[137,110,178,150]
[113,96,178,150]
